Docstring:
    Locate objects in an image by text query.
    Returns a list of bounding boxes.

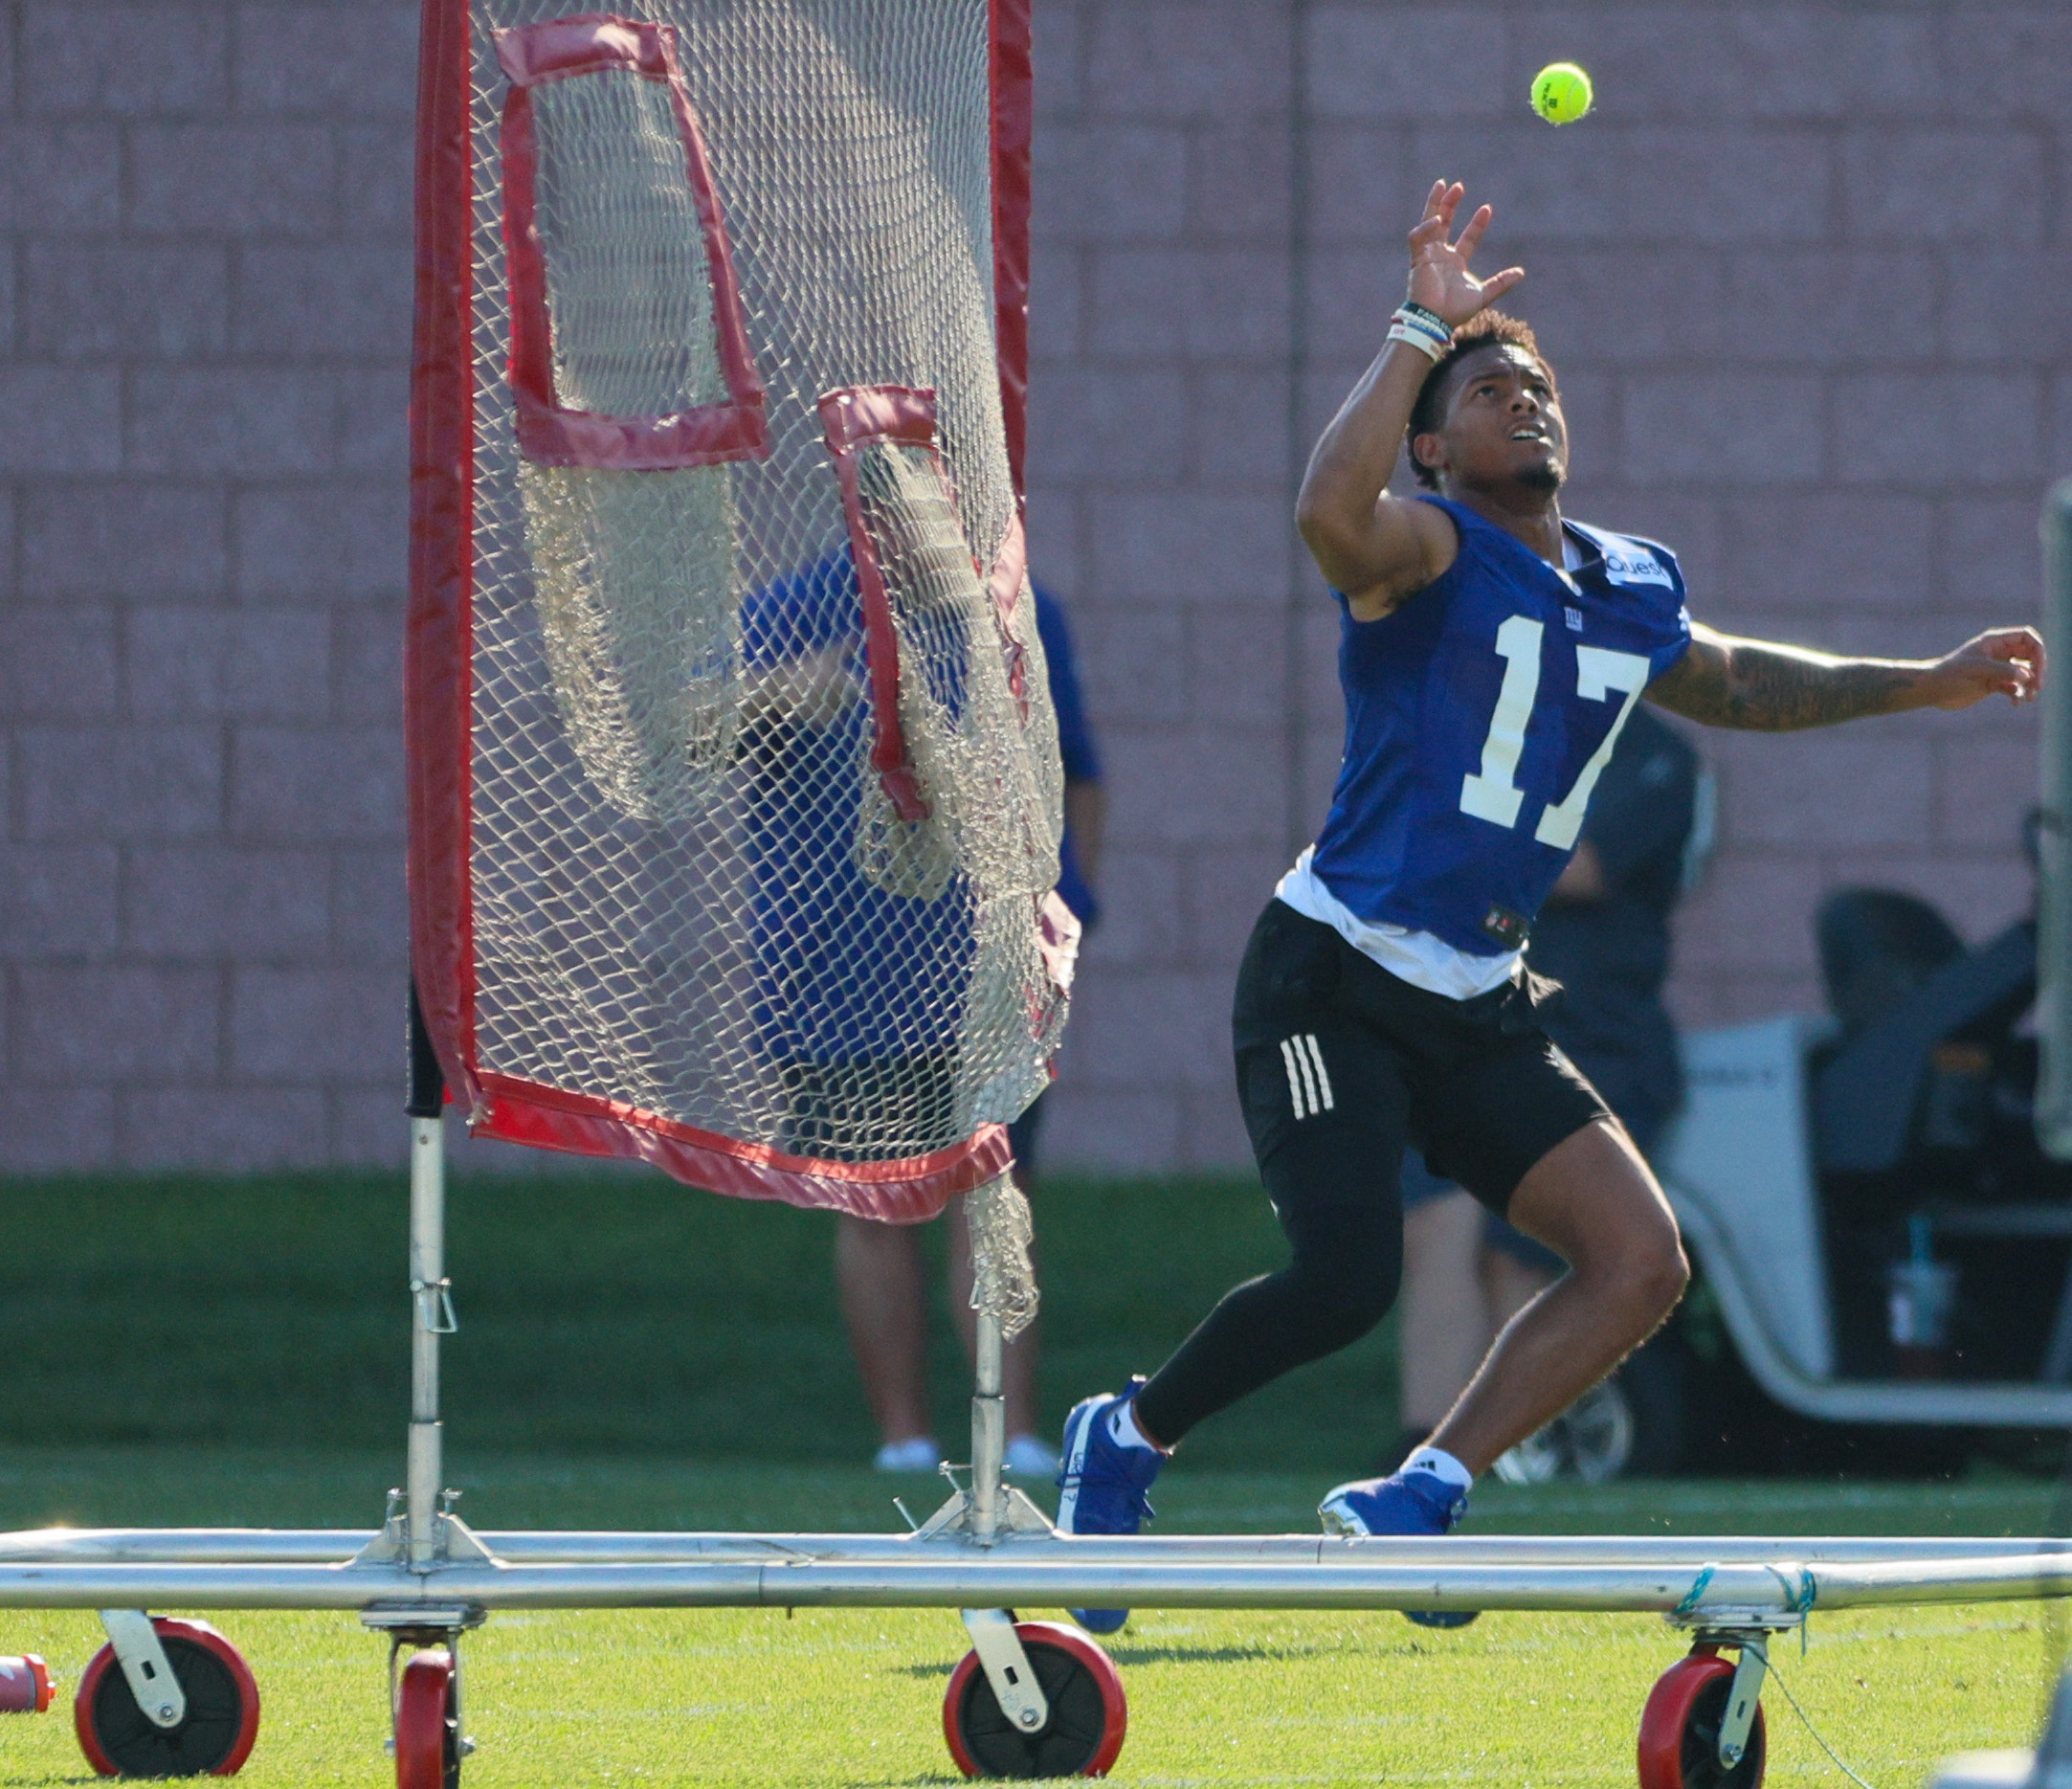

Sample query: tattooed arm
[1647,621,2044,730]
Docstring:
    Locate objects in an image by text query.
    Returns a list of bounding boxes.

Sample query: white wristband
[1387,319,1447,362]
[1388,303,1452,362]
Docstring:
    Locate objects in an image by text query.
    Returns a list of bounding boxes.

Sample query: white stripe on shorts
[1282,1035,1327,1117]
[1302,1034,1335,1111]
[1280,1037,1311,1117]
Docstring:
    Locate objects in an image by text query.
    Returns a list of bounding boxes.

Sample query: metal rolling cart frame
[7,1004,2072,1784]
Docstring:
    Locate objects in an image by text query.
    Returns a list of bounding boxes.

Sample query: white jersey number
[1458,615,1541,829]
[1457,618,1653,847]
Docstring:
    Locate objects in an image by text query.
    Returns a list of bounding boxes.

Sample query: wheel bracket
[365,1605,484,1766]
[98,1609,185,1731]
[960,1608,1050,1733]
[1716,1639,1768,1768]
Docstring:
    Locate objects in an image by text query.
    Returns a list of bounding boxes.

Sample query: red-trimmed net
[408,0,1065,1259]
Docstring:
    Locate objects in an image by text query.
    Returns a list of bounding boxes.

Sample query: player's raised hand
[1923,626,2046,709]
[1407,181,1525,329]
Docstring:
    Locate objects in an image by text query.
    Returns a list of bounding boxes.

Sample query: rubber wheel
[395,1650,461,1789]
[74,1618,260,1778]
[1637,1647,1767,1789]
[1494,1339,1691,1485]
[944,1621,1126,1778]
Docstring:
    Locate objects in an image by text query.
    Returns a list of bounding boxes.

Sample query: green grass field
[0,1168,1408,1471]
[0,1455,2063,1786]
[0,1172,2068,1782]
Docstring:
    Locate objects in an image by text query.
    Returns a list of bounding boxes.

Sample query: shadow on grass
[1106,1643,1279,1666]
[890,1639,1281,1677]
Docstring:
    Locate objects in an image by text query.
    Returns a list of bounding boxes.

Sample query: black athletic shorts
[1232,900,1611,1220]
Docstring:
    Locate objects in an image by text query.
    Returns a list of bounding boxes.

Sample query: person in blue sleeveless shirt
[753,563,1104,1476]
[738,547,970,1133]
[1055,179,2046,1632]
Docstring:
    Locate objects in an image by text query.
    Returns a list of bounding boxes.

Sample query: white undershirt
[1275,534,1587,1002]
[1275,850,1518,999]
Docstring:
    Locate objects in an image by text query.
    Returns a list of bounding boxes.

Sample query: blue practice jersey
[1031,582,1103,928]
[740,548,971,1063]
[1310,496,1693,957]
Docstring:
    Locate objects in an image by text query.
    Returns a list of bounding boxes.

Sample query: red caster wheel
[394,1648,462,1789]
[1638,1645,1767,1789]
[944,1620,1126,1778]
[74,1618,259,1778]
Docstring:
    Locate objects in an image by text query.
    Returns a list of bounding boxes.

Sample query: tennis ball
[1530,61,1593,124]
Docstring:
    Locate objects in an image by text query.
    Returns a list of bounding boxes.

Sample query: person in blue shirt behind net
[1054,178,2044,1633]
[750,562,1104,1476]
[737,548,972,1172]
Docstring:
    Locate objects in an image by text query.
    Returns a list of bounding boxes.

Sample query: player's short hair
[1407,311,1552,489]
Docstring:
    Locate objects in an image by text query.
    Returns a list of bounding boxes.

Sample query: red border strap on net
[407,0,478,1108]
[496,13,768,469]
[476,1075,1010,1219]
[988,0,1033,700]
[818,385,940,826]
[991,0,1032,504]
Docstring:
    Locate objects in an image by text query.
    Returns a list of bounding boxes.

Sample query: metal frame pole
[970,1312,1005,1543]
[405,987,451,1572]
[2039,478,2072,1157]
[407,1121,446,1568]
[3,1531,2063,1568]
[2,1550,2069,1613]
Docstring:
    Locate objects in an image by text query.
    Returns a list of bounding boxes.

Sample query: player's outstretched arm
[1648,622,2044,731]
[1295,181,1523,620]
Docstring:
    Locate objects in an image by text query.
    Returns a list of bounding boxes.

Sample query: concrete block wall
[0,0,415,1170]
[1,0,2063,1174]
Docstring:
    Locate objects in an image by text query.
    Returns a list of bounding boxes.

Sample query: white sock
[1404,1445,1473,1490]
[1109,1402,1159,1453]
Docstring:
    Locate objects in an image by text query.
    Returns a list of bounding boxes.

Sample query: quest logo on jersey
[1597,545,1673,589]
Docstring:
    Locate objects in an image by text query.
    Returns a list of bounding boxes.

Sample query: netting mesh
[520,462,742,820]
[531,68,728,417]
[452,1,1063,1209]
[967,1173,1039,1342]
[851,440,1058,907]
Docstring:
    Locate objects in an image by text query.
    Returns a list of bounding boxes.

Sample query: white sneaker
[1005,1432,1059,1477]
[873,1436,944,1473]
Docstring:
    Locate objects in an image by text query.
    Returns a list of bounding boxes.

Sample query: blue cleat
[1056,1378,1163,1635]
[1318,1467,1478,1628]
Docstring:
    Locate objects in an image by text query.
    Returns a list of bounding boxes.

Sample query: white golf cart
[1503,914,2072,1484]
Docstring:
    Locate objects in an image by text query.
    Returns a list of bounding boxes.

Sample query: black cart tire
[74,1618,260,1778]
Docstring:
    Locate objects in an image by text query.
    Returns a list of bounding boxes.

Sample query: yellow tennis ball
[1530,61,1593,124]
